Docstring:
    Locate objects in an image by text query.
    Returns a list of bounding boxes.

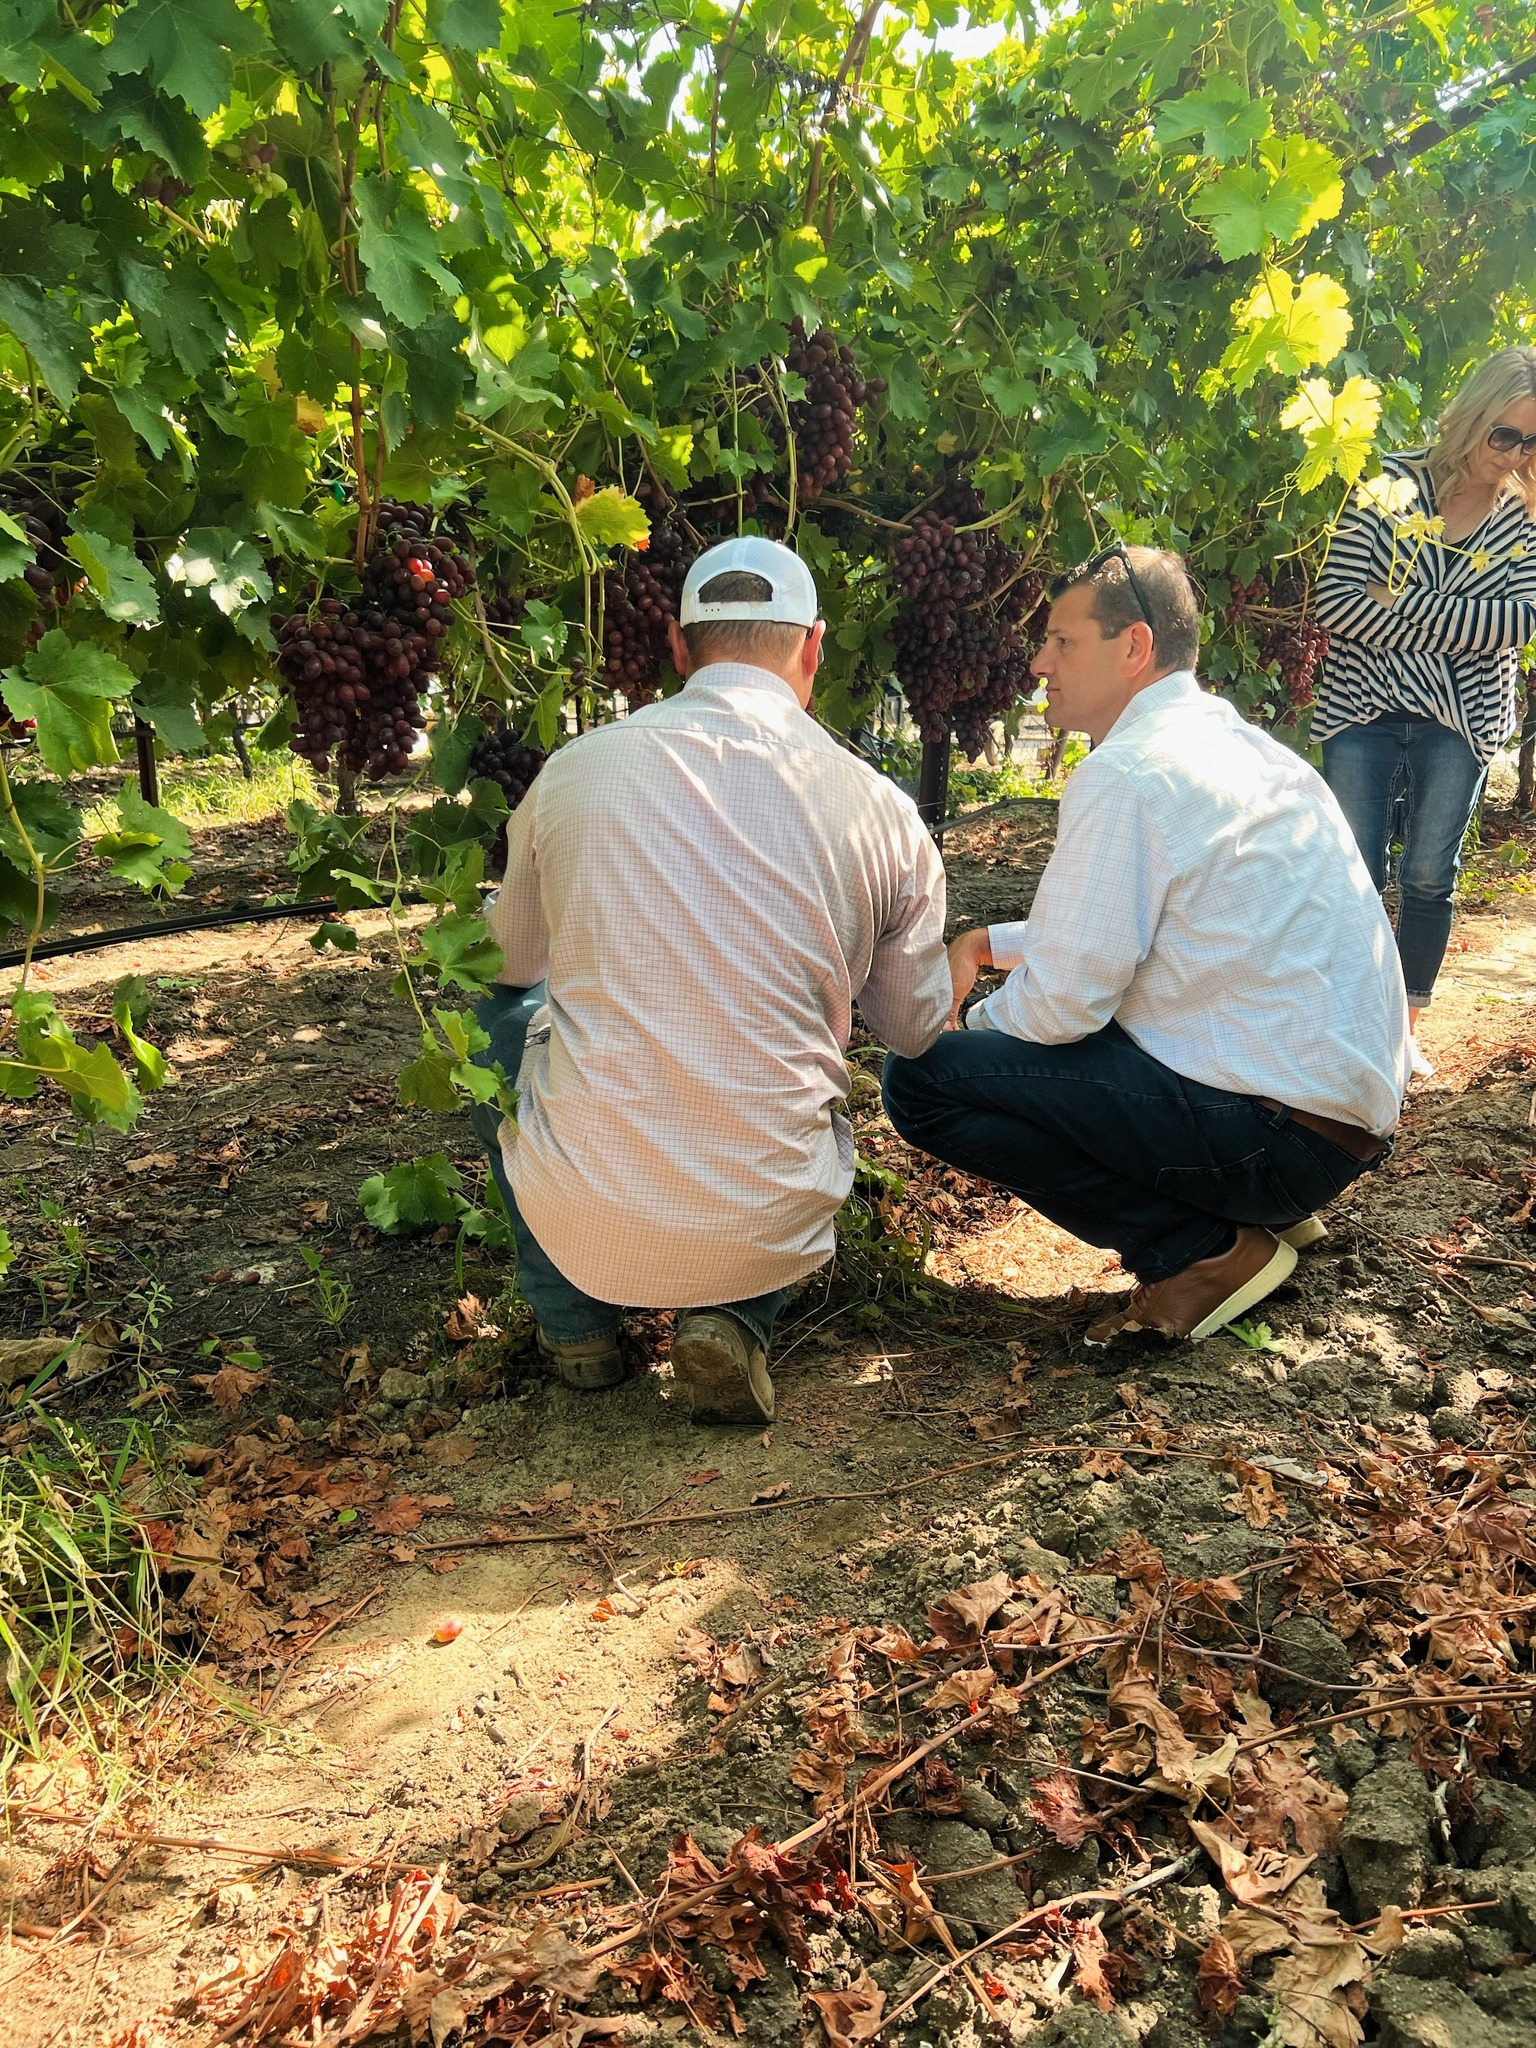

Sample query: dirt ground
[5,790,1536,2048]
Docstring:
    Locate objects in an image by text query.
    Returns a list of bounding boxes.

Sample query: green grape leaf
[354,174,461,330]
[1189,138,1344,260]
[95,786,193,897]
[415,910,504,995]
[0,277,92,407]
[1154,81,1272,162]
[0,509,33,583]
[573,486,651,551]
[309,920,359,953]
[2,629,133,775]
[66,526,161,624]
[0,775,81,874]
[519,599,567,665]
[167,526,273,620]
[358,1153,464,1233]
[105,0,268,119]
[398,1038,462,1113]
[112,976,170,1090]
[430,0,502,50]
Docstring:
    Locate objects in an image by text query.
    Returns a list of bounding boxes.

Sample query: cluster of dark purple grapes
[769,318,885,504]
[1221,571,1270,627]
[6,487,71,629]
[1261,619,1331,709]
[482,579,524,631]
[601,516,694,702]
[890,482,1045,748]
[468,724,547,809]
[138,168,194,207]
[275,500,475,779]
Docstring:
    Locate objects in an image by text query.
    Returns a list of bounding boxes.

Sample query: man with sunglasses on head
[882,545,1412,1346]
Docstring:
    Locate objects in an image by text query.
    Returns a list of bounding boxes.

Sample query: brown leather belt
[1256,1098,1394,1163]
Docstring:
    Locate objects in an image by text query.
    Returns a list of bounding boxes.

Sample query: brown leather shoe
[1086,1226,1297,1345]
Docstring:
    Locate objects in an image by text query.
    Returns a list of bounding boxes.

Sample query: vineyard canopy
[0,0,1533,1125]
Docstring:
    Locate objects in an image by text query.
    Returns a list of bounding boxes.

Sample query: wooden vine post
[1517,666,1536,817]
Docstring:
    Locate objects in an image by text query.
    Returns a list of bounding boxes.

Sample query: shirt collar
[684,661,803,710]
[1103,668,1200,742]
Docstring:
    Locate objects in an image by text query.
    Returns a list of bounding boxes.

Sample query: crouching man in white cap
[473,537,950,1422]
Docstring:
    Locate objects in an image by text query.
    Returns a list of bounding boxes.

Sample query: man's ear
[802,620,826,678]
[667,618,692,677]
[1124,619,1157,676]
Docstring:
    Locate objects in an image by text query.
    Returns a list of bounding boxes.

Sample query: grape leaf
[1280,375,1382,491]
[429,0,502,50]
[67,526,161,624]
[354,175,461,330]
[105,0,267,119]
[0,278,92,407]
[358,1153,464,1233]
[1189,139,1343,260]
[416,910,505,995]
[2,630,133,775]
[1220,269,1353,391]
[167,525,273,620]
[1154,82,1272,162]
[573,486,651,551]
[95,786,193,897]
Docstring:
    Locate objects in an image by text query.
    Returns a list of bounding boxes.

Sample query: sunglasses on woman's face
[1487,424,1536,457]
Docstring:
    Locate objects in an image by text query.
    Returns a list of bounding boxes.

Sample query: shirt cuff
[964,995,999,1032]
[987,921,1028,970]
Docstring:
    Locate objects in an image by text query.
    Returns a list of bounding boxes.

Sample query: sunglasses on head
[1487,424,1536,457]
[1050,541,1155,632]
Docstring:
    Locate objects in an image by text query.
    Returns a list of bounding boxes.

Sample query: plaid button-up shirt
[488,665,950,1307]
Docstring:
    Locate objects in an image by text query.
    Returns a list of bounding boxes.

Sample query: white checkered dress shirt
[488,664,951,1306]
[966,671,1412,1135]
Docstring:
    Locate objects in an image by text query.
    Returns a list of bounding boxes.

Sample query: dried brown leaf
[807,1968,886,2047]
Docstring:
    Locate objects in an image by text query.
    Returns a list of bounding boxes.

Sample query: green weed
[1229,1317,1283,1353]
[0,1416,188,1764]
[298,1245,353,1330]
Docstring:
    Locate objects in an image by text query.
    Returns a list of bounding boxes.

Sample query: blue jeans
[468,984,793,1350]
[882,1021,1373,1284]
[1321,713,1485,1006]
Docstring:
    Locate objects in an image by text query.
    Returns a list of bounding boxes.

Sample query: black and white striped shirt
[1312,451,1536,765]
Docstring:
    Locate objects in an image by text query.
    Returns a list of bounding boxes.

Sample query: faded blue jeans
[1321,713,1486,1006]
[468,984,793,1350]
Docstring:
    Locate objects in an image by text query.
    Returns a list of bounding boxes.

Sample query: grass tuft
[0,1415,188,1766]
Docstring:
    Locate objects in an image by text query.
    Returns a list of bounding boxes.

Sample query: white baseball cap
[679,536,819,628]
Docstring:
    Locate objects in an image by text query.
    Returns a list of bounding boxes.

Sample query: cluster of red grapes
[468,724,547,809]
[1261,619,1331,709]
[1221,571,1270,627]
[890,482,1045,749]
[601,515,694,701]
[138,168,194,207]
[276,500,475,780]
[7,487,71,629]
[769,318,885,504]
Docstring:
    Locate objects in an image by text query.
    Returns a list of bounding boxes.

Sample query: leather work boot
[536,1327,626,1390]
[1086,1226,1297,1345]
[1277,1214,1328,1250]
[670,1311,775,1423]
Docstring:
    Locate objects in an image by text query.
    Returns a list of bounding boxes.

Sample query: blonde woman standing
[1314,347,1536,1071]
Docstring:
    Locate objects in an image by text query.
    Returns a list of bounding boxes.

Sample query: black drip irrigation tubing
[0,895,379,971]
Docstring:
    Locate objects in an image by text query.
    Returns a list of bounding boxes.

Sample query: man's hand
[946,926,993,1028]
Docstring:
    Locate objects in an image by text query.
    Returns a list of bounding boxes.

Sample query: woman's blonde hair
[1428,346,1536,515]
